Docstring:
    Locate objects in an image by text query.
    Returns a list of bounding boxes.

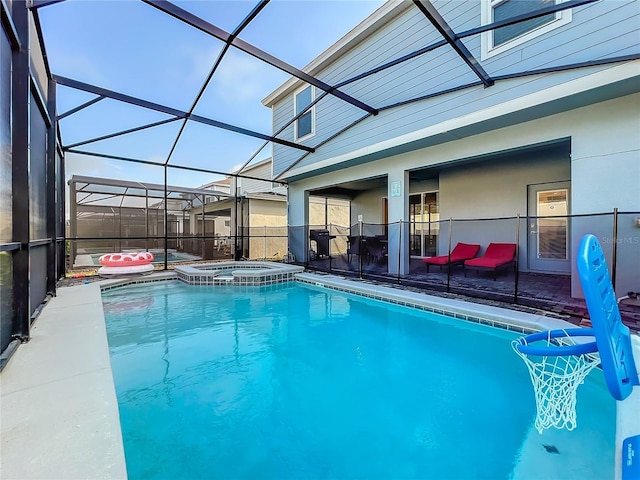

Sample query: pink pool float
[98,252,154,276]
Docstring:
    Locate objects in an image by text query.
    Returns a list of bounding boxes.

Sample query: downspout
[611,208,618,289]
[145,187,149,252]
[164,165,168,271]
[514,214,521,302]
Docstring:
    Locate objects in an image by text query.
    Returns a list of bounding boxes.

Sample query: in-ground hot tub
[174,261,304,286]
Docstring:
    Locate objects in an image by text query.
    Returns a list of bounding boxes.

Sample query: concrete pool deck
[1,271,638,479]
[0,282,128,479]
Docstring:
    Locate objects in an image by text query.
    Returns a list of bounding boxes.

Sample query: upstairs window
[294,85,314,141]
[481,0,572,59]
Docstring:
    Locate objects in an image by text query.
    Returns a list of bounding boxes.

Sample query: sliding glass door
[409,192,439,257]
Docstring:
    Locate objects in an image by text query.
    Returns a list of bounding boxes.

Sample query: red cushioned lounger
[464,243,517,280]
[422,242,480,273]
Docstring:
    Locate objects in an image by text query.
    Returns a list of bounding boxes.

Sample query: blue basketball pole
[577,234,639,480]
[577,234,639,401]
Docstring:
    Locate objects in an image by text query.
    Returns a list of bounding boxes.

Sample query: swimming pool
[102,281,615,479]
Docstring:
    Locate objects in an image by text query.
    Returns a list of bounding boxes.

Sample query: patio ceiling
[311,176,388,200]
[408,139,572,183]
[310,139,571,198]
[30,0,636,185]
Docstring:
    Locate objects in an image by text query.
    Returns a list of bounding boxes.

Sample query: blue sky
[39,0,386,187]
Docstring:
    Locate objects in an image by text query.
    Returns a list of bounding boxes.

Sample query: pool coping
[98,271,574,334]
[2,271,637,479]
[174,261,304,286]
[0,281,129,480]
[294,273,572,334]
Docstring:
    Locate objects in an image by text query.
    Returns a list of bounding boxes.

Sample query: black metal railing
[63,210,639,326]
[296,211,639,322]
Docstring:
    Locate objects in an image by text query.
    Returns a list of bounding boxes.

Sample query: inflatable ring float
[98,251,155,276]
[99,252,154,267]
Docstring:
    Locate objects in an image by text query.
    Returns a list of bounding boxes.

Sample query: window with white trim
[294,85,314,141]
[481,0,572,60]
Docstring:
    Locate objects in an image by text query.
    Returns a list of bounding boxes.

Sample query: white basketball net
[512,332,600,434]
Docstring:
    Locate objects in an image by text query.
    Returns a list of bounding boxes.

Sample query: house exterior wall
[410,179,439,196]
[272,0,639,297]
[286,93,640,297]
[236,161,275,194]
[569,93,640,298]
[270,0,639,178]
[439,155,567,219]
[439,150,570,270]
[352,187,387,227]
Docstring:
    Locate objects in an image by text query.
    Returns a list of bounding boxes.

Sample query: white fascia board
[280,61,640,180]
[261,1,410,107]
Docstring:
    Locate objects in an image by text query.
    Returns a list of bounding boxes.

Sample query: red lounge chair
[422,242,481,273]
[464,243,517,280]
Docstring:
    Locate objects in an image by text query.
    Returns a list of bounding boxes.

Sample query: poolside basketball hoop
[513,234,639,434]
[512,329,599,433]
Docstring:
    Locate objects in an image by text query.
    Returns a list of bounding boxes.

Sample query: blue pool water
[102,281,615,480]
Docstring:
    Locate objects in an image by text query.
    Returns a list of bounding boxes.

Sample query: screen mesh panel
[29,246,47,317]
[0,31,11,245]
[55,150,64,238]
[29,92,47,241]
[0,252,13,352]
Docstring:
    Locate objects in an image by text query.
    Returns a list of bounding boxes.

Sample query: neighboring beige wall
[249,198,287,220]
[309,196,350,228]
[308,196,350,254]
[309,197,326,227]
[247,198,287,260]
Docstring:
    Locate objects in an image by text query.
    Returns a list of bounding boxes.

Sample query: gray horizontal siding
[338,48,479,108]
[272,95,364,176]
[481,0,639,74]
[319,9,438,86]
[293,64,623,171]
[271,0,640,177]
[440,0,479,32]
[240,162,274,194]
[273,95,294,132]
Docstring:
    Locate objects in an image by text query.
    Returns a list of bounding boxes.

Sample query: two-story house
[263,0,640,298]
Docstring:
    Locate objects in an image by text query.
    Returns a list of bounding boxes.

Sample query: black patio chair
[363,236,386,264]
[347,235,362,263]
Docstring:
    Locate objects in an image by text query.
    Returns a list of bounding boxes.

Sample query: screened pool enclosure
[2,0,638,366]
